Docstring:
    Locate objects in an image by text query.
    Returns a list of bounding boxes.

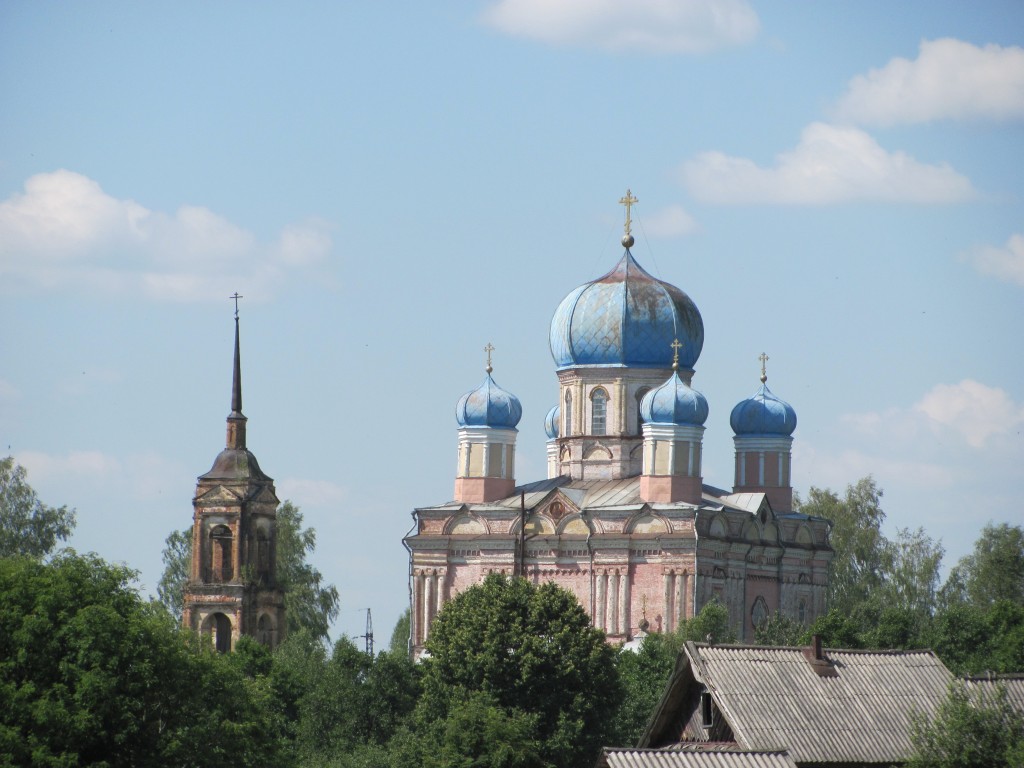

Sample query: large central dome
[549,250,704,371]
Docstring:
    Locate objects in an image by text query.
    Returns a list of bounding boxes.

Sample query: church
[404,192,833,657]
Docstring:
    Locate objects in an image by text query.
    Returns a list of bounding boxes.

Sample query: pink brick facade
[405,479,832,656]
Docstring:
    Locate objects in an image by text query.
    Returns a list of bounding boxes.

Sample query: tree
[944,523,1024,607]
[388,607,411,656]
[295,637,420,763]
[157,527,191,620]
[614,631,681,747]
[797,477,892,613]
[908,682,1024,768]
[412,690,547,768]
[418,574,621,768]
[156,500,340,641]
[0,456,75,558]
[0,553,286,767]
[276,501,340,640]
[754,611,805,646]
[890,526,945,618]
[677,599,738,645]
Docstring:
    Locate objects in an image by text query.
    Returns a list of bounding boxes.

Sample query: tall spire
[231,319,243,418]
[227,293,246,450]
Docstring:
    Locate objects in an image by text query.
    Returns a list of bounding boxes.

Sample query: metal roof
[419,476,762,515]
[599,747,797,768]
[645,642,953,766]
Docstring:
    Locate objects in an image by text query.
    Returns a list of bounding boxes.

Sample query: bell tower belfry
[182,296,286,652]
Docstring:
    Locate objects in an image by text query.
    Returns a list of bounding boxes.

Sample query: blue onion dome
[730,383,797,436]
[456,372,522,429]
[544,405,560,439]
[550,250,704,371]
[640,372,709,426]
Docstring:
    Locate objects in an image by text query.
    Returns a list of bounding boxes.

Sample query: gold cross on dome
[484,342,495,373]
[759,352,769,383]
[671,338,682,369]
[619,189,638,236]
[230,292,243,318]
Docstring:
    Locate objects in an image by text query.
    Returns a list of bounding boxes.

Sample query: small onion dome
[549,251,704,371]
[730,383,797,436]
[640,372,709,426]
[544,405,560,439]
[455,373,522,429]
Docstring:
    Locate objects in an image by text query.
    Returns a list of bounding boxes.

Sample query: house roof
[964,673,1024,714]
[598,746,797,768]
[641,641,954,766]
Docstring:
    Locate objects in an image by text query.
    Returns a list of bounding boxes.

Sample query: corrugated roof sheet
[693,644,953,765]
[964,674,1024,715]
[600,747,797,768]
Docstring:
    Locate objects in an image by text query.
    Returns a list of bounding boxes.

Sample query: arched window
[751,596,769,628]
[202,612,233,653]
[635,387,650,434]
[257,614,274,647]
[564,390,573,436]
[591,388,608,436]
[256,529,270,580]
[210,525,233,582]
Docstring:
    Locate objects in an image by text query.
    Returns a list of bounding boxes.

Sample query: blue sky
[2,1,1022,644]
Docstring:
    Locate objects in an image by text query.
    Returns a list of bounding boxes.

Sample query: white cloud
[961,233,1024,287]
[681,122,975,204]
[794,442,952,492]
[0,170,333,301]
[834,38,1024,126]
[641,204,698,237]
[277,477,348,507]
[480,0,758,54]
[17,449,123,480]
[915,380,1024,449]
[15,449,188,502]
[842,380,1024,451]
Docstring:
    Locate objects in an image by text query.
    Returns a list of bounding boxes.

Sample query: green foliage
[157,527,191,621]
[294,636,420,764]
[276,501,340,641]
[908,682,1024,768]
[677,599,737,645]
[798,477,892,613]
[409,690,548,768]
[754,611,805,646]
[419,574,621,768]
[0,456,76,558]
[613,631,681,747]
[931,600,1024,676]
[944,523,1024,608]
[157,500,340,642]
[890,526,945,618]
[0,552,287,767]
[388,607,411,656]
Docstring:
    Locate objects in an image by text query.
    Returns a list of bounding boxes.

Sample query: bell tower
[182,296,286,651]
